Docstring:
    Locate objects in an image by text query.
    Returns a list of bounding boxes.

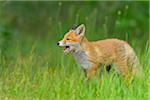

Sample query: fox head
[57,24,85,54]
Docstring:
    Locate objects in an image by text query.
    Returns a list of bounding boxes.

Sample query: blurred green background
[0,1,148,38]
[0,1,149,66]
[0,1,149,62]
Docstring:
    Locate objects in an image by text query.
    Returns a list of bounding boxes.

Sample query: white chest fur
[73,51,92,69]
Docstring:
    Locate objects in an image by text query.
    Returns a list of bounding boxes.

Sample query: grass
[0,34,149,99]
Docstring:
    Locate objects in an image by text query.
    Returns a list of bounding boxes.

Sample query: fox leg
[84,64,98,80]
[116,59,131,82]
[106,65,111,72]
[116,62,128,76]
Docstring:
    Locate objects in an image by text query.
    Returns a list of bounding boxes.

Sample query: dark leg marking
[106,65,111,72]
[83,69,87,77]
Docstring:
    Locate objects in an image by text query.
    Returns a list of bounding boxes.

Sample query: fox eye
[66,38,70,40]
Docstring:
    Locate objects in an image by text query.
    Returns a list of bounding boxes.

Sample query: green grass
[0,35,149,99]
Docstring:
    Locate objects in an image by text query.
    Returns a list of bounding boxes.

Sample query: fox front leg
[84,64,98,81]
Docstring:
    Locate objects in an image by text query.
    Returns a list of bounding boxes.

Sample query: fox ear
[75,24,85,36]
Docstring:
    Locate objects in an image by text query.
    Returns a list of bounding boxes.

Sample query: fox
[57,24,142,81]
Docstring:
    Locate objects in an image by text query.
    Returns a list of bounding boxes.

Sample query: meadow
[0,1,149,100]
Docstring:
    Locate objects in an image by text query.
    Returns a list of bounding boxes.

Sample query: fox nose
[57,42,59,45]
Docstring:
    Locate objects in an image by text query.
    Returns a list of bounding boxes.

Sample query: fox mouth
[64,46,71,54]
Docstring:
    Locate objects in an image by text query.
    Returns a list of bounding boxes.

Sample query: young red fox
[57,24,142,80]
